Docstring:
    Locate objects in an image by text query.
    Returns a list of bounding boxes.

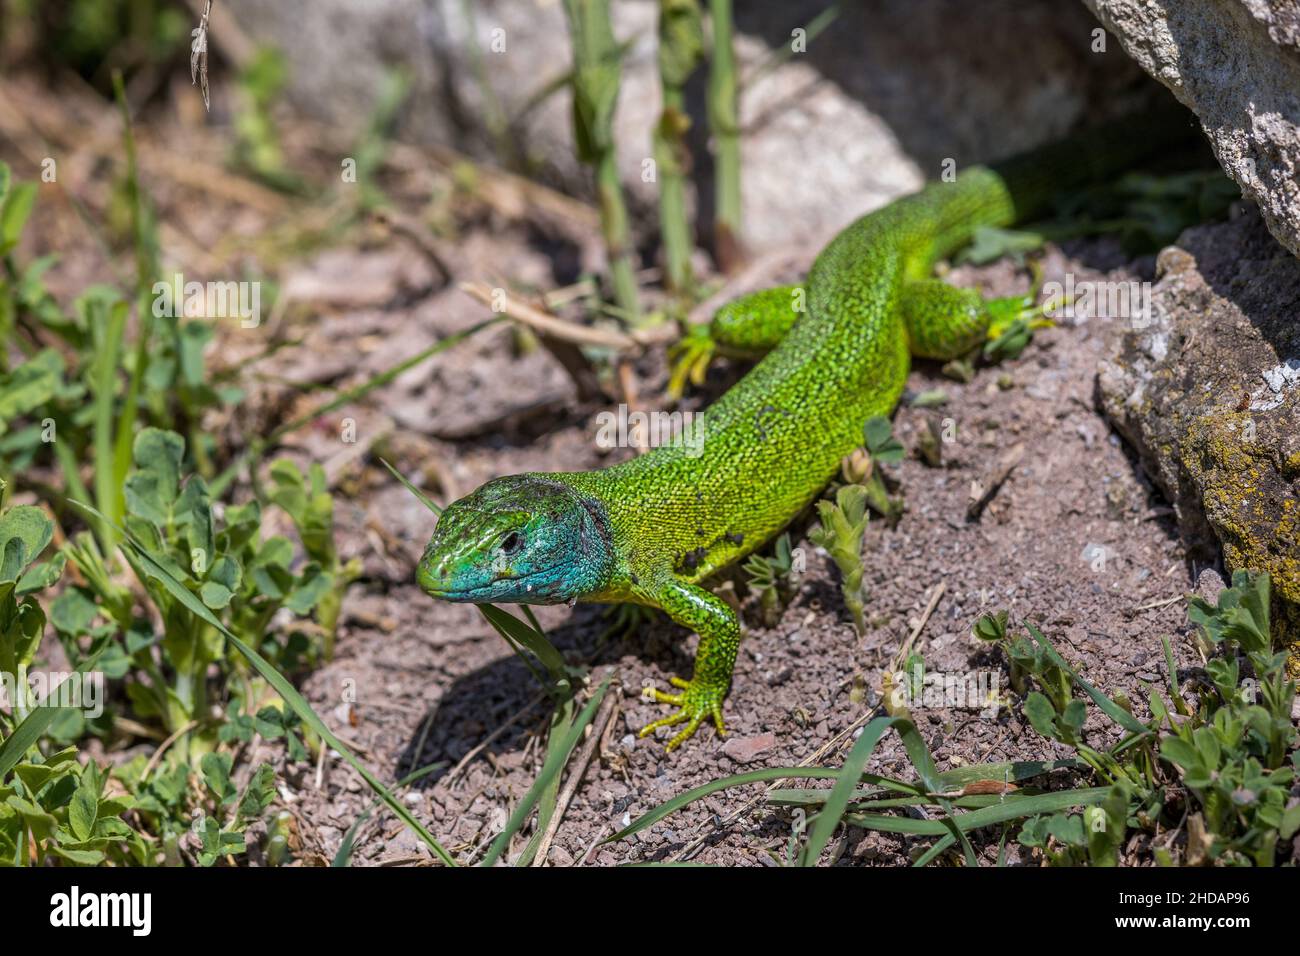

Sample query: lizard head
[417,474,614,605]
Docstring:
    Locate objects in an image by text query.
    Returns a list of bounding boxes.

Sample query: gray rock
[1097,210,1300,667]
[1195,567,1227,605]
[223,0,1150,254]
[1083,0,1300,258]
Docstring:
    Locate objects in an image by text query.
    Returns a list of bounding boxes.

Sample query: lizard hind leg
[668,284,806,398]
[901,277,1052,362]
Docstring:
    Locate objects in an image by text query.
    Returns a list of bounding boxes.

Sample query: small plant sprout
[972,609,1008,644]
[845,416,904,521]
[809,484,869,635]
[743,532,796,627]
[1187,568,1272,656]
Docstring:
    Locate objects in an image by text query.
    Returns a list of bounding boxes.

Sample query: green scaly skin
[418,112,1198,751]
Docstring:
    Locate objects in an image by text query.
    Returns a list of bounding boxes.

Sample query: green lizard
[417,111,1197,751]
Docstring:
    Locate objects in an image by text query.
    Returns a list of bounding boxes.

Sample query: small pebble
[721,733,778,764]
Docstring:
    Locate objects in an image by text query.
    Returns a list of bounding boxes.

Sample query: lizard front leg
[668,284,805,397]
[638,577,741,751]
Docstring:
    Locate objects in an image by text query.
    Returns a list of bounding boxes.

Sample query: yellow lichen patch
[1181,408,1300,672]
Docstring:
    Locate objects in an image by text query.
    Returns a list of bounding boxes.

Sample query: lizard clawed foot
[638,676,727,751]
[666,324,717,400]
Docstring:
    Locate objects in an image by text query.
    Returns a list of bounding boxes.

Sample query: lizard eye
[500,531,523,555]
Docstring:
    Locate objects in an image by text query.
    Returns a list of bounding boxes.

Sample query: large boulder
[1083,0,1300,258]
[1098,210,1300,666]
[222,0,1150,253]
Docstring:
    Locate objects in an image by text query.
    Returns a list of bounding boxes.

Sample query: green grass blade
[769,759,1081,808]
[848,794,1017,811]
[109,73,157,521]
[91,299,127,550]
[800,715,902,865]
[892,717,977,865]
[332,761,445,867]
[480,604,568,682]
[0,640,109,780]
[852,786,1113,866]
[849,786,1112,836]
[912,834,956,867]
[606,768,844,843]
[933,758,1081,791]
[71,501,456,866]
[913,783,1116,867]
[51,437,93,519]
[770,791,1034,811]
[1161,633,1191,716]
[379,457,441,515]
[480,677,611,867]
[516,693,577,867]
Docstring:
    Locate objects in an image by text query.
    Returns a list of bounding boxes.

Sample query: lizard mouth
[418,562,568,602]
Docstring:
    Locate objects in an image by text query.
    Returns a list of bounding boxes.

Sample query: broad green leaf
[1023,692,1058,739]
[50,587,98,635]
[0,350,64,422]
[5,795,56,840]
[50,846,105,865]
[72,502,455,865]
[863,416,904,462]
[122,428,185,526]
[200,752,237,805]
[200,580,235,609]
[16,552,65,594]
[236,764,276,824]
[12,762,56,792]
[0,504,53,583]
[284,565,331,614]
[68,786,97,843]
[177,476,214,565]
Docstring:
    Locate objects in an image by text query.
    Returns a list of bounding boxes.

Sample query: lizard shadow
[393,555,840,791]
[396,601,679,790]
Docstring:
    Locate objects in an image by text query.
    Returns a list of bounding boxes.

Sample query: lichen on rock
[1098,211,1300,671]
